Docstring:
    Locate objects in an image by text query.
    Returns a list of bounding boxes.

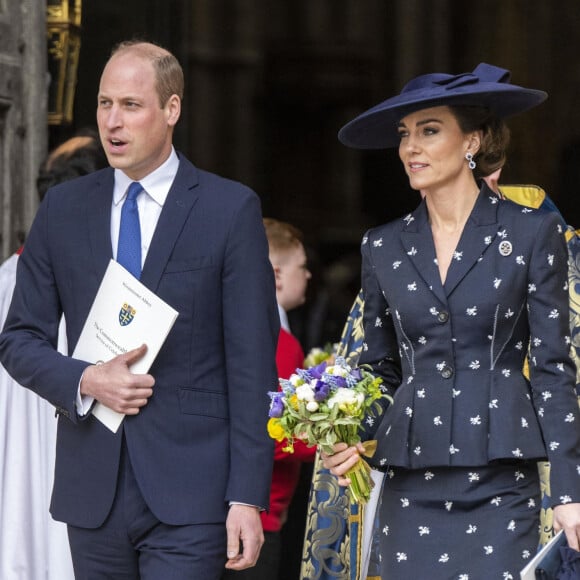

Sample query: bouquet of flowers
[267,356,384,504]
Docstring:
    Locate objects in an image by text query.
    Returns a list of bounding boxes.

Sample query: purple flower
[308,361,328,379]
[268,392,285,418]
[314,380,330,402]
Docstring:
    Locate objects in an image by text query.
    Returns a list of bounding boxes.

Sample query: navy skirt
[370,462,541,580]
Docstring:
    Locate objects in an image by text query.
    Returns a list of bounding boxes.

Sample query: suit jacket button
[441,366,453,379]
[437,311,449,323]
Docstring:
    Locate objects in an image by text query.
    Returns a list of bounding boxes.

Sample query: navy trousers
[67,440,227,579]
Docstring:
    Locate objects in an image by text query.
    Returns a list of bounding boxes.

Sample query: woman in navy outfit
[322,63,580,579]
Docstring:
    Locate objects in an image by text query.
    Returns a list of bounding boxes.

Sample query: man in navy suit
[0,40,279,579]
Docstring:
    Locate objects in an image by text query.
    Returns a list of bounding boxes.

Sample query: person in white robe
[0,132,107,579]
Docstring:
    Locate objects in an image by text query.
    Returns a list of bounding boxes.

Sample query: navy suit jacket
[0,155,279,528]
[359,184,580,505]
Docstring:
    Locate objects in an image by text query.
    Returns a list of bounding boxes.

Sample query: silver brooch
[498,240,512,256]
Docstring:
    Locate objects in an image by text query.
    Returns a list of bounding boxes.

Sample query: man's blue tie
[117,182,142,279]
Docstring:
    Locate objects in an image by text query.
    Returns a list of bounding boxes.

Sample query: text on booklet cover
[72,259,178,432]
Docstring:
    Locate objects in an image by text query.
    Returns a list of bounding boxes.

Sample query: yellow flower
[289,394,299,410]
[267,418,286,442]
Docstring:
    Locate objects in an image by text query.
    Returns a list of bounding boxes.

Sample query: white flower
[466,524,477,534]
[494,278,502,288]
[547,254,554,266]
[401,498,410,507]
[560,495,573,504]
[392,260,402,269]
[326,387,363,410]
[549,309,560,319]
[468,472,480,482]
[512,448,523,458]
[491,496,502,506]
[549,441,560,451]
[396,552,408,562]
[418,526,430,536]
[484,546,494,555]
[306,401,319,412]
[445,501,453,511]
[565,413,576,423]
[469,360,480,370]
[373,238,383,248]
[438,554,450,563]
[466,306,477,316]
[470,415,481,425]
[516,256,526,265]
[407,282,417,291]
[295,384,315,402]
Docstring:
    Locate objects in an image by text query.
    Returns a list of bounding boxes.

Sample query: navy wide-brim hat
[338,62,547,149]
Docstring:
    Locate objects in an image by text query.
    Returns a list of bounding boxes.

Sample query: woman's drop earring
[466,152,476,170]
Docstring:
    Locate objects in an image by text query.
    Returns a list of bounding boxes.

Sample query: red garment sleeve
[274,328,317,462]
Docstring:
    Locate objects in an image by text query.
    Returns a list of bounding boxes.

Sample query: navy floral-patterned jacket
[359,183,580,506]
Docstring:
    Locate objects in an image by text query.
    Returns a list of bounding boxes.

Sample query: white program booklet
[72,259,178,433]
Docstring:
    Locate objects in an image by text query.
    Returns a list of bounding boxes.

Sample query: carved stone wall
[0,0,46,259]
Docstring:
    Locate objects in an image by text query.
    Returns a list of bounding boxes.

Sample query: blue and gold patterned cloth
[299,185,580,580]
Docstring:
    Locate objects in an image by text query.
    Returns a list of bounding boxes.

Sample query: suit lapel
[140,157,200,292]
[443,188,500,297]
[400,201,447,304]
[400,187,501,302]
[87,169,115,282]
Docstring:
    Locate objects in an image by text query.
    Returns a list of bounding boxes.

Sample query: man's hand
[80,344,154,414]
[224,504,264,570]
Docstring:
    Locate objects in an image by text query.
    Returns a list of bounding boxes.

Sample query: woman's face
[397,106,476,193]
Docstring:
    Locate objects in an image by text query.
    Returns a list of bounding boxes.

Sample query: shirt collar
[113,147,180,206]
[278,303,290,332]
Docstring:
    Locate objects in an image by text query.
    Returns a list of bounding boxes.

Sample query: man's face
[97,50,180,181]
